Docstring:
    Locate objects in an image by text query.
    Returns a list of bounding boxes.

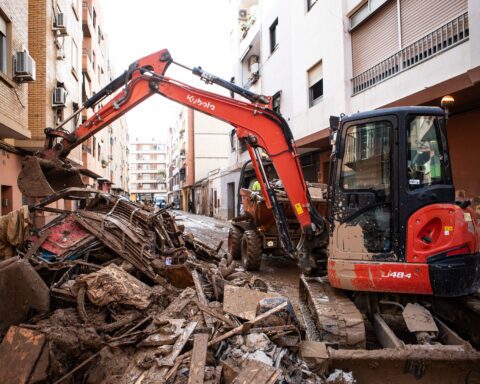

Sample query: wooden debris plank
[192,270,214,328]
[157,321,197,367]
[187,333,209,384]
[177,302,288,361]
[232,360,281,384]
[194,300,237,328]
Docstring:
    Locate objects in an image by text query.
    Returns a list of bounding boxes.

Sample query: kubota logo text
[186,94,215,111]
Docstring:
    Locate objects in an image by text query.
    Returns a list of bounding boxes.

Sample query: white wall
[193,111,231,182]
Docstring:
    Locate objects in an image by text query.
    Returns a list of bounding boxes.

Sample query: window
[272,91,281,114]
[307,0,318,11]
[407,116,449,189]
[350,0,388,29]
[340,121,391,192]
[230,129,236,152]
[269,18,278,53]
[0,13,8,74]
[71,39,78,75]
[340,121,392,253]
[92,8,96,27]
[308,61,323,107]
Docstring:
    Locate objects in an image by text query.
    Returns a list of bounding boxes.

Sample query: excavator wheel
[228,226,243,260]
[241,230,262,271]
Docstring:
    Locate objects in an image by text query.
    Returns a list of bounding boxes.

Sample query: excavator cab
[327,106,480,297]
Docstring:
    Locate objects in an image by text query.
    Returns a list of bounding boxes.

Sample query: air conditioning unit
[52,87,67,107]
[53,13,67,35]
[238,9,248,20]
[13,51,36,82]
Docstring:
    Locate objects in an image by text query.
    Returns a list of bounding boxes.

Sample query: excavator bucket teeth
[17,156,84,198]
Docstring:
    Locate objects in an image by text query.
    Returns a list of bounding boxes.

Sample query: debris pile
[0,188,330,384]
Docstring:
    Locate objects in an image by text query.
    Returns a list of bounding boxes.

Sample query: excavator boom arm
[25,49,318,257]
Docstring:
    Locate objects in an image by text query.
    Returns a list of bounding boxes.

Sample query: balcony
[82,1,94,37]
[352,13,469,95]
[81,151,106,179]
[82,48,94,81]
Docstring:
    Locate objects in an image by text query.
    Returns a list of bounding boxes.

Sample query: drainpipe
[397,0,402,50]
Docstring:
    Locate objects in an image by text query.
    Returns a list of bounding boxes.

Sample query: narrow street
[174,210,303,314]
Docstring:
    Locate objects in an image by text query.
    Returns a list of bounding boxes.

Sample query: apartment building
[0,0,31,213]
[129,137,167,203]
[221,0,480,220]
[167,106,230,214]
[0,0,129,214]
[21,0,83,167]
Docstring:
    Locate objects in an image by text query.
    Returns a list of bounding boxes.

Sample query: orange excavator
[18,50,480,380]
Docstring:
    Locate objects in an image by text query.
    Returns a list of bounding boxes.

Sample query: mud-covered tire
[241,230,262,271]
[228,226,243,260]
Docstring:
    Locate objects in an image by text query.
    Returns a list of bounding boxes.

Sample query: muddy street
[174,211,303,316]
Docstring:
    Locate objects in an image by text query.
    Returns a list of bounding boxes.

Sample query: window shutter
[400,0,467,47]
[308,61,323,85]
[351,0,398,77]
[0,15,7,36]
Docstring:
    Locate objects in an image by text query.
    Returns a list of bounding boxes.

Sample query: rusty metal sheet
[0,326,47,384]
[403,303,439,333]
[163,264,194,289]
[27,215,92,257]
[187,333,209,384]
[0,257,50,331]
[223,285,282,321]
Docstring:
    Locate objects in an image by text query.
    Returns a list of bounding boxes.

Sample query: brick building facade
[0,0,129,215]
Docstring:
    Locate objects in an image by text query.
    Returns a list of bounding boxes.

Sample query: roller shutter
[400,0,468,47]
[351,0,399,77]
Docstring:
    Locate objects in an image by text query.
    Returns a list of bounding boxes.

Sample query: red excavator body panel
[329,203,480,297]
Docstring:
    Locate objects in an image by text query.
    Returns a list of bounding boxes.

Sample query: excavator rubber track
[298,275,480,383]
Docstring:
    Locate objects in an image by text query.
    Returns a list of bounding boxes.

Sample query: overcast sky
[101,0,232,142]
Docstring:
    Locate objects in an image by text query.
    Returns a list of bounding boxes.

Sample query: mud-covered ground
[173,211,302,316]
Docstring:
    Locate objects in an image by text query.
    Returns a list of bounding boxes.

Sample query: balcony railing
[352,12,469,95]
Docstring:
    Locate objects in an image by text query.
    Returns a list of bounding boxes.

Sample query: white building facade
[128,138,167,202]
[214,0,480,221]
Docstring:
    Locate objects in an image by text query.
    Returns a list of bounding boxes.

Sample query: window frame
[0,9,11,77]
[349,0,389,30]
[339,119,393,194]
[309,78,323,107]
[269,18,279,53]
[272,91,281,114]
[307,0,318,12]
[406,115,450,191]
[71,38,79,78]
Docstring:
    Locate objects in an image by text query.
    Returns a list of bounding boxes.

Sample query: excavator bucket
[17,156,84,198]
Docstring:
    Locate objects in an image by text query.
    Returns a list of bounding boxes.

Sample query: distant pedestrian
[188,200,193,213]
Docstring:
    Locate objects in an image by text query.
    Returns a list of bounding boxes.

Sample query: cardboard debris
[77,264,153,309]
[223,284,282,321]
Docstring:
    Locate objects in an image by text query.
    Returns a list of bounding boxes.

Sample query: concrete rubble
[0,188,349,384]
